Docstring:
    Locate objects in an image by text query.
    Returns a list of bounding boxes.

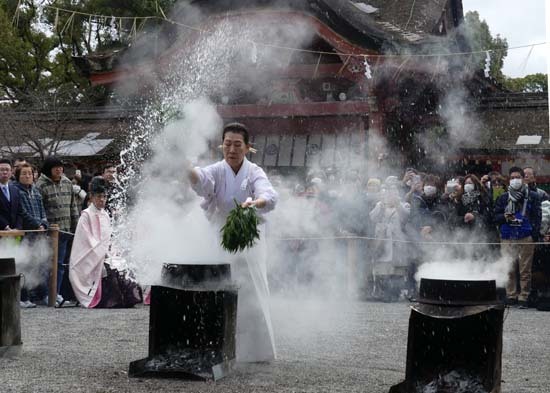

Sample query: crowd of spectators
[1,155,550,310]
[270,165,550,309]
[0,156,118,308]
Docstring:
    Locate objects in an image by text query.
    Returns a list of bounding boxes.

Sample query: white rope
[269,235,550,246]
[37,4,548,59]
[519,44,535,75]
[404,0,416,30]
[0,229,74,236]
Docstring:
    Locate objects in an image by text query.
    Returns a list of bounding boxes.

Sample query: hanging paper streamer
[110,16,119,41]
[54,8,59,31]
[60,12,75,35]
[12,0,22,26]
[519,45,534,74]
[484,51,491,78]
[131,17,138,40]
[364,56,372,79]
[87,15,93,46]
[251,42,258,64]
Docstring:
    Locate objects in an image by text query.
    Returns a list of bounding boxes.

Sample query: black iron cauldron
[0,258,22,357]
[129,263,237,381]
[390,278,505,393]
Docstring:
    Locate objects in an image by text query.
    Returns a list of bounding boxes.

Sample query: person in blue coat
[494,166,541,308]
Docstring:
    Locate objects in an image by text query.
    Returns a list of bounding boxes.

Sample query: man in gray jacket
[36,157,79,304]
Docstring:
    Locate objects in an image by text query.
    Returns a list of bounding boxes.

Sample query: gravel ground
[1,299,549,393]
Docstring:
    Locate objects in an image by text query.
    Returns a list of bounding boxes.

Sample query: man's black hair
[222,122,249,145]
[41,156,63,178]
[103,163,116,173]
[0,158,12,166]
[509,166,525,177]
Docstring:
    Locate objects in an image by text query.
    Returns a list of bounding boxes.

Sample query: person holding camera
[494,167,542,308]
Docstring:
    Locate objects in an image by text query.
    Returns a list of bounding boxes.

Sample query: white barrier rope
[0,228,74,236]
[269,235,550,246]
[29,4,549,59]
[3,229,546,244]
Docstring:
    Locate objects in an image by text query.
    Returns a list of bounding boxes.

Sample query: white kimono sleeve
[191,164,218,198]
[250,166,278,213]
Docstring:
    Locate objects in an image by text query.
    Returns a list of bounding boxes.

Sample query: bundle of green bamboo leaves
[221,200,260,253]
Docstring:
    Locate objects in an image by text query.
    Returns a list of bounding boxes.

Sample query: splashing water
[109,16,316,284]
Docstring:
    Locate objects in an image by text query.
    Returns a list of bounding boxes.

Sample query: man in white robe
[189,122,278,362]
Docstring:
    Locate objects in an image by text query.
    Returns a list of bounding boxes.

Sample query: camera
[446,181,458,194]
[508,218,523,227]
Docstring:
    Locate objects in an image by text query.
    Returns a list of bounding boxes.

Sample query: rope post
[48,225,59,307]
[347,238,359,299]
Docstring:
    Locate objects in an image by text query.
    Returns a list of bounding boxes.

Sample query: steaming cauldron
[129,263,237,380]
[390,278,504,393]
[0,258,22,357]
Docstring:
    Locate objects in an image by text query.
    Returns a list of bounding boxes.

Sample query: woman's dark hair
[222,122,249,145]
[423,174,441,190]
[89,176,107,195]
[15,163,34,182]
[41,156,63,178]
[456,174,487,199]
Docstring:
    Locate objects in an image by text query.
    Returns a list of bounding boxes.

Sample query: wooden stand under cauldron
[129,263,237,381]
[0,258,22,357]
[390,278,505,393]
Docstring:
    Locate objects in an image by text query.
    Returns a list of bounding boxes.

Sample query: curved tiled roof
[180,0,463,50]
[74,0,463,76]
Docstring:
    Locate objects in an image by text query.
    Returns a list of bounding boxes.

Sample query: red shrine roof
[73,0,464,85]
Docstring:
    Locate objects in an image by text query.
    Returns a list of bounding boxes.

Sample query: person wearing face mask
[410,174,446,241]
[364,178,382,236]
[455,175,492,230]
[401,168,417,196]
[403,172,424,203]
[440,177,464,227]
[494,167,542,309]
[452,175,495,259]
[369,184,411,301]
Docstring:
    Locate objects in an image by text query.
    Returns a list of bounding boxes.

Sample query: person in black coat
[455,174,493,232]
[0,158,24,231]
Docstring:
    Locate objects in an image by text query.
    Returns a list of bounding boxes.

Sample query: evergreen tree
[462,11,508,83]
[504,73,548,93]
[0,0,176,105]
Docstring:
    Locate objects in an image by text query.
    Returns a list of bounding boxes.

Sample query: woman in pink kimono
[69,177,141,308]
[189,122,278,362]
